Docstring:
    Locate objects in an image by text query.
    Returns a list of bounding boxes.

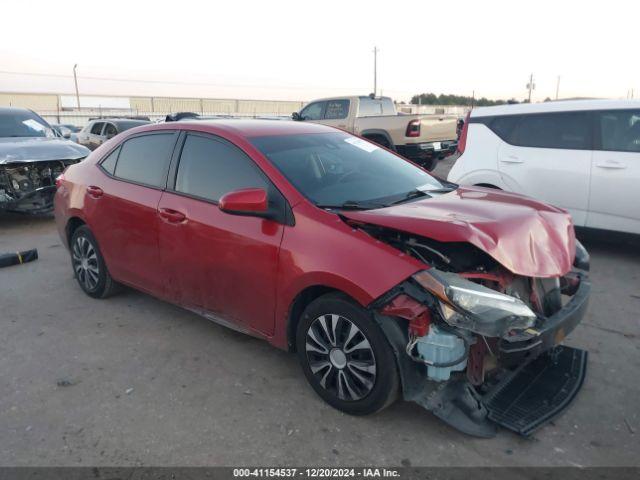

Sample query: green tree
[410,92,511,106]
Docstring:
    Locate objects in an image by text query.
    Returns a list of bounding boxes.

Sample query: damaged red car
[54,120,590,437]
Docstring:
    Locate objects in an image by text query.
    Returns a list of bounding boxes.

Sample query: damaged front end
[0,160,79,214]
[365,224,590,437]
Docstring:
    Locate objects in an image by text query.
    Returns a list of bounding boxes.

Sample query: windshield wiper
[317,200,387,211]
[388,189,431,206]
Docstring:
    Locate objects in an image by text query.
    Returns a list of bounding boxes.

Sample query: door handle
[501,155,524,164]
[595,160,626,169]
[86,185,104,198]
[159,208,186,223]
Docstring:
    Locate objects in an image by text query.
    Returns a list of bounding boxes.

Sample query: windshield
[0,110,55,138]
[251,132,446,208]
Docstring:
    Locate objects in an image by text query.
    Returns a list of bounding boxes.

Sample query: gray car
[77,118,150,150]
[0,107,90,214]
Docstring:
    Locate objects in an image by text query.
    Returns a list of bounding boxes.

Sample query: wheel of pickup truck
[363,134,391,149]
[296,292,399,415]
[70,225,120,299]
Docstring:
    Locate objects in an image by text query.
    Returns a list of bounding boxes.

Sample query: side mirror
[60,127,72,139]
[219,188,269,217]
[291,112,301,121]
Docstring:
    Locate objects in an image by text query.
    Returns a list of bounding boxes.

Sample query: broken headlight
[413,269,537,337]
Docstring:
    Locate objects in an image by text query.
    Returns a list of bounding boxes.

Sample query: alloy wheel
[305,314,377,401]
[72,235,100,291]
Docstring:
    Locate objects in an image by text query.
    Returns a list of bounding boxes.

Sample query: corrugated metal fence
[1,92,305,127]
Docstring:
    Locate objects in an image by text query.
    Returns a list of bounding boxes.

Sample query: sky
[1,0,637,103]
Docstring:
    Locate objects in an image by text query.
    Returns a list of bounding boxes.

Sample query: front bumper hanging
[373,274,590,437]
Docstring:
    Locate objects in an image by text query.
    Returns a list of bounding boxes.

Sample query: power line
[0,69,368,92]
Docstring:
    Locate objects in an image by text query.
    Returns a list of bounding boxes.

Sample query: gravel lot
[1,155,639,467]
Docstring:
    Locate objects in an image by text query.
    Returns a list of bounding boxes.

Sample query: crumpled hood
[0,137,90,164]
[342,186,576,278]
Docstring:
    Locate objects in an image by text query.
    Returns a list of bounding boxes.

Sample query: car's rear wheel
[70,225,120,298]
[296,293,399,415]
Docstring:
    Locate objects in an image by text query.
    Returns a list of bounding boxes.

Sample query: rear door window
[114,133,176,188]
[90,122,105,135]
[597,110,640,152]
[175,133,268,202]
[512,112,591,150]
[300,102,325,121]
[104,123,118,138]
[324,100,350,120]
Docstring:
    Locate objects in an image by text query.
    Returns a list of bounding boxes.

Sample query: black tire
[70,225,120,299]
[364,135,391,149]
[424,157,437,171]
[296,292,399,415]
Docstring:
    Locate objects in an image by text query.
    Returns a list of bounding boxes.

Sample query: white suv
[448,100,640,235]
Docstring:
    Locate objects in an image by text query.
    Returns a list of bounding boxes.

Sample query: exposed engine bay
[0,160,79,214]
[352,220,590,437]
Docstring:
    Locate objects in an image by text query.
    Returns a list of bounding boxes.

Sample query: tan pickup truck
[292,95,459,170]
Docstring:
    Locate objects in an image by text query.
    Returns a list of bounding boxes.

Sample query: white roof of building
[471,99,640,117]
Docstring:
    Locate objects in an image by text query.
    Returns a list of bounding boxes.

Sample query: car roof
[93,118,150,125]
[471,99,640,117]
[305,95,393,103]
[0,107,35,114]
[139,118,339,137]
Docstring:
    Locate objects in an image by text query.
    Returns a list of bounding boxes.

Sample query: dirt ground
[1,155,639,466]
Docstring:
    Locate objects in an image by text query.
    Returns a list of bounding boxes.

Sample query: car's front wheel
[296,293,399,415]
[70,225,120,298]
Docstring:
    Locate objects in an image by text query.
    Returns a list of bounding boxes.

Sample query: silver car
[77,119,150,150]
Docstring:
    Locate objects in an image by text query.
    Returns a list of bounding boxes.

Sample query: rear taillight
[456,111,471,155]
[55,173,65,189]
[405,119,421,137]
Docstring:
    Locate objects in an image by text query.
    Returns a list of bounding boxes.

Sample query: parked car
[292,95,459,170]
[0,107,90,214]
[54,119,590,437]
[77,118,151,151]
[449,99,640,235]
[51,123,81,143]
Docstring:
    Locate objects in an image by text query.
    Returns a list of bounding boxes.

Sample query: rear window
[358,97,395,117]
[116,121,149,131]
[507,112,591,150]
[114,133,175,188]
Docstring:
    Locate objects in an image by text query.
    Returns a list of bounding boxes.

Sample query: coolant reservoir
[416,325,467,381]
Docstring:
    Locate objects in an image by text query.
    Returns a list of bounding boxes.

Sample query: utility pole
[555,75,561,100]
[73,64,81,110]
[373,46,379,97]
[527,73,535,102]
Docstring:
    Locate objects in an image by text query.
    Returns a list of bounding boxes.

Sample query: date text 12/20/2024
[233,468,400,478]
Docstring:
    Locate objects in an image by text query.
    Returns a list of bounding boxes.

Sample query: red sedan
[54,119,590,437]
